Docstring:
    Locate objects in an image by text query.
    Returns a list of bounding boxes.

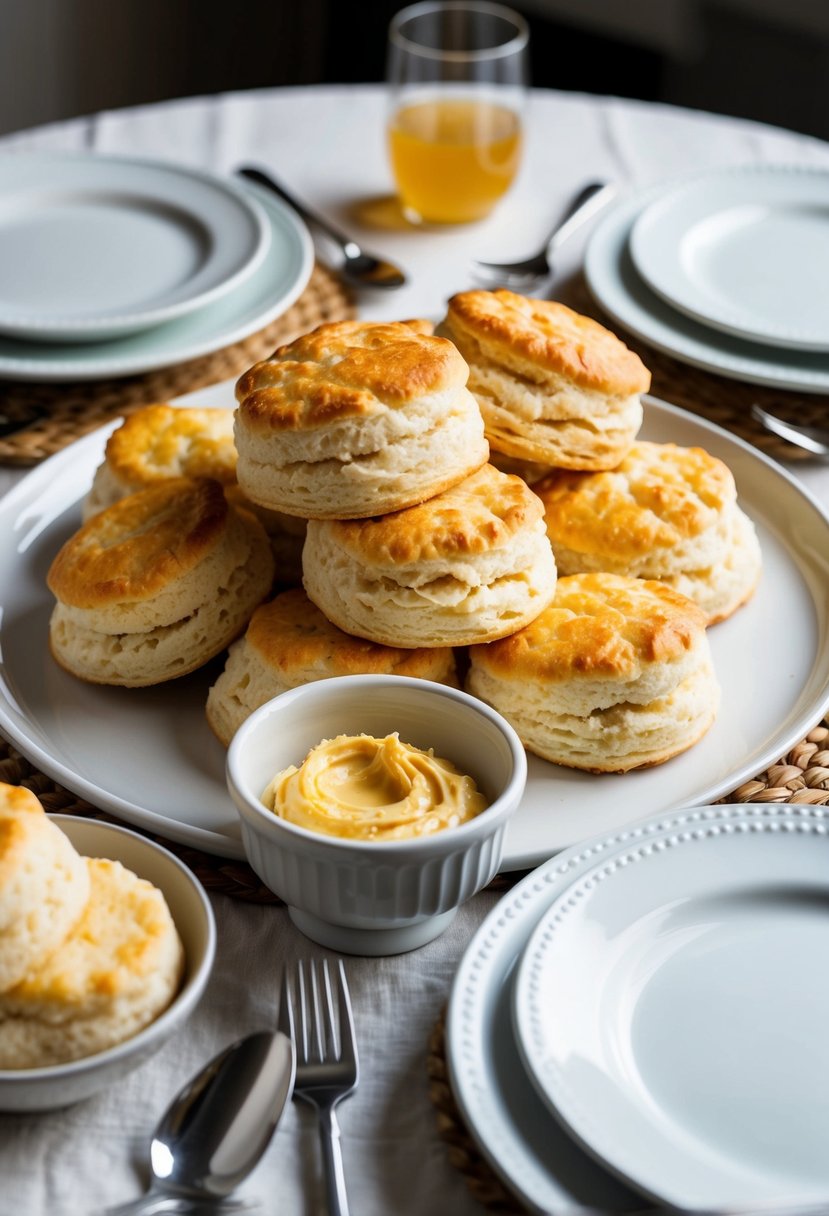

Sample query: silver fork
[472,180,617,286]
[751,403,829,459]
[279,959,359,1216]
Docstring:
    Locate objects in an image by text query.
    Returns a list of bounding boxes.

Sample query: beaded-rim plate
[446,804,829,1214]
[513,805,829,1208]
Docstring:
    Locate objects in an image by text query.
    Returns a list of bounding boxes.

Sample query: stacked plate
[0,151,314,382]
[584,164,829,394]
[446,802,829,1213]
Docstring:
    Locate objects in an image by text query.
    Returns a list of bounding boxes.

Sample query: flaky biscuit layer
[302,467,557,647]
[466,572,718,772]
[206,589,458,745]
[0,858,184,1068]
[438,291,648,469]
[49,478,229,610]
[0,787,90,994]
[235,320,469,430]
[442,291,652,395]
[234,319,488,519]
[535,442,762,623]
[83,405,237,520]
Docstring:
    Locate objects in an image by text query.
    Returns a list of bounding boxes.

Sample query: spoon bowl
[238,166,407,291]
[105,1030,295,1214]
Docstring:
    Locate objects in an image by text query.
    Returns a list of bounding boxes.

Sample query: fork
[279,959,359,1216]
[750,403,829,459]
[472,180,617,287]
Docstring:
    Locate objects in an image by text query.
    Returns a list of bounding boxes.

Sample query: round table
[1,85,829,1216]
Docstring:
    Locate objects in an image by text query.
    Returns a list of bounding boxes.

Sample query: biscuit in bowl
[0,854,184,1069]
[206,588,459,745]
[467,572,719,773]
[0,785,89,994]
[83,404,237,520]
[233,319,489,519]
[437,289,649,470]
[302,463,557,648]
[534,441,762,624]
[48,477,274,687]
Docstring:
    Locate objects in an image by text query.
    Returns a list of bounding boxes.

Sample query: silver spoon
[104,1030,295,1215]
[751,403,829,459]
[237,165,407,290]
[472,180,617,286]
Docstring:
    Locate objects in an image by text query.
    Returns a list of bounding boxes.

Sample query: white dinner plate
[0,182,312,381]
[0,152,271,343]
[0,386,828,863]
[513,804,829,1208]
[446,803,778,1213]
[585,185,829,393]
[629,166,829,351]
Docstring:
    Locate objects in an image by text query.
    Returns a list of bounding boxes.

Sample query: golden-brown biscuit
[234,319,489,519]
[0,785,90,994]
[0,856,184,1068]
[534,441,762,624]
[48,477,274,687]
[206,589,459,745]
[302,463,557,647]
[83,404,237,519]
[437,290,649,469]
[467,572,719,772]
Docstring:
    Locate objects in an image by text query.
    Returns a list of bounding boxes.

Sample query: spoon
[237,165,408,291]
[104,1030,295,1215]
[751,403,829,459]
[472,180,617,286]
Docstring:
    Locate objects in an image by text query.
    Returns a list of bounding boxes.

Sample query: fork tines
[279,958,359,1083]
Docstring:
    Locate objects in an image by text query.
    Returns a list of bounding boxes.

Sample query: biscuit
[48,477,274,687]
[302,464,557,647]
[234,319,489,519]
[224,485,307,588]
[437,290,649,470]
[206,589,459,745]
[467,572,719,772]
[83,404,237,520]
[534,441,762,624]
[0,857,184,1068]
[0,785,89,994]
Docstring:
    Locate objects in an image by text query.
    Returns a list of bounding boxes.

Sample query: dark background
[1,0,827,141]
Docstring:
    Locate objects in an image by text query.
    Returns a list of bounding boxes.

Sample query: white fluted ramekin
[226,675,526,955]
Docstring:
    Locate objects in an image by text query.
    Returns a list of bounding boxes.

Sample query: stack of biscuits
[49,289,762,775]
[0,783,183,1069]
[436,289,762,771]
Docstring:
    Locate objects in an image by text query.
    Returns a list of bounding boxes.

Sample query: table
[1,85,829,1216]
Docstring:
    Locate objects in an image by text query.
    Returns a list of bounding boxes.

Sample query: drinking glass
[386,0,529,225]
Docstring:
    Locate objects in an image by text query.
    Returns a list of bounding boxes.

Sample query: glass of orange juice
[387,1,529,225]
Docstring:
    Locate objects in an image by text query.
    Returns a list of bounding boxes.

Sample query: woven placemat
[0,262,356,465]
[428,717,829,1214]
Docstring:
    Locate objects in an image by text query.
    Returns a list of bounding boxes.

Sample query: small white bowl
[0,815,216,1112]
[226,675,527,956]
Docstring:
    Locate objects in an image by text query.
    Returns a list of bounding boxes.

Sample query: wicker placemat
[428,718,829,1213]
[0,262,355,465]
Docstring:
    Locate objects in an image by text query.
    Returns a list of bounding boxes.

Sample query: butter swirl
[261,733,487,841]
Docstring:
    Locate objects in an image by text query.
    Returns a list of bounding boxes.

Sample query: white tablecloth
[1,85,829,1216]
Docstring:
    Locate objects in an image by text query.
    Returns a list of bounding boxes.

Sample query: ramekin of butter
[226,674,526,955]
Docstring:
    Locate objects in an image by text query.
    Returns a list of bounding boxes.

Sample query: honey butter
[261,733,487,841]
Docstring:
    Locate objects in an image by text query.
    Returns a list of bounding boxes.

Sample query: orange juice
[388,98,522,223]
